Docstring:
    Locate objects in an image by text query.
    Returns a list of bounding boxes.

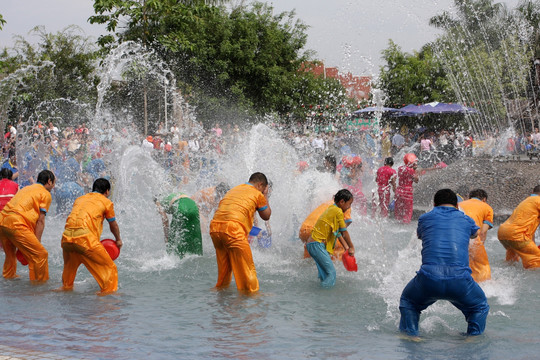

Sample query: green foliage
[90,0,348,126]
[0,14,6,30]
[378,40,455,106]
[428,0,533,131]
[0,26,99,127]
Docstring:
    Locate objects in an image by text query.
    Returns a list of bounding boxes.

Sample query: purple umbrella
[353,107,399,114]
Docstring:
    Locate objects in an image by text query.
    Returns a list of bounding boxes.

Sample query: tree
[378,40,455,107]
[0,26,99,128]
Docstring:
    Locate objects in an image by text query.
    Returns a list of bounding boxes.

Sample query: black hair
[434,188,457,207]
[534,185,540,194]
[92,178,111,194]
[8,148,16,159]
[215,182,230,199]
[469,189,488,200]
[384,157,394,166]
[0,168,13,180]
[334,189,353,203]
[324,155,337,174]
[248,172,268,186]
[37,170,55,185]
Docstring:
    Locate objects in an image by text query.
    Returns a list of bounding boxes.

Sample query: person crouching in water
[210,172,271,293]
[399,189,489,337]
[59,178,122,295]
[306,189,355,288]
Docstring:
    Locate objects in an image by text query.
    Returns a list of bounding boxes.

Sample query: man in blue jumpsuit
[399,188,489,337]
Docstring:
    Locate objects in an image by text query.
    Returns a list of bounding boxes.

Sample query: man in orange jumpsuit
[0,170,55,282]
[209,172,271,292]
[459,189,494,282]
[498,185,540,269]
[299,199,352,259]
[60,178,122,294]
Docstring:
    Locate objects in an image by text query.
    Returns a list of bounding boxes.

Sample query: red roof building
[301,62,371,102]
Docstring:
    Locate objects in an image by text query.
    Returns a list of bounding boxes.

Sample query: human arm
[108,220,123,249]
[257,185,272,221]
[34,212,46,241]
[154,199,170,242]
[478,224,490,243]
[339,230,355,255]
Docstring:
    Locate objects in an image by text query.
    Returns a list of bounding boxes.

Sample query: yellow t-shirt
[299,200,352,242]
[211,183,268,235]
[459,198,494,229]
[498,195,540,242]
[0,183,51,231]
[311,204,347,255]
[62,192,116,243]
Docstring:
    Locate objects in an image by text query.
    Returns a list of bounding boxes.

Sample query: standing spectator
[391,131,405,155]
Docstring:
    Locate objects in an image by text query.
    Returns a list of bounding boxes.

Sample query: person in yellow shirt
[0,170,55,282]
[306,189,355,288]
[299,199,352,259]
[459,189,494,282]
[209,172,271,293]
[498,185,540,269]
[59,178,122,295]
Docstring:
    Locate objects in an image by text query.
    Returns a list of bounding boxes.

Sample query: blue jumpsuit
[399,206,489,336]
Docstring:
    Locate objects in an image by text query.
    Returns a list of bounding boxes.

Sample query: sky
[0,0,522,77]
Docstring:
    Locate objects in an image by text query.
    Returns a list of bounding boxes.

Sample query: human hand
[116,239,123,249]
[348,247,355,256]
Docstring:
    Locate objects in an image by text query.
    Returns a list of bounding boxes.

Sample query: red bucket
[342,252,358,272]
[16,249,28,266]
[101,239,120,261]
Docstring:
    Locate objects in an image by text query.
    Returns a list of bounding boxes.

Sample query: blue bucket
[257,230,272,248]
[249,226,262,237]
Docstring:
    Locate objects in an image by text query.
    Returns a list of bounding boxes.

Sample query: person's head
[533,185,540,194]
[215,182,230,200]
[248,172,268,193]
[384,157,394,166]
[8,148,16,161]
[324,155,336,174]
[433,188,458,207]
[92,178,111,196]
[469,189,488,201]
[0,168,13,180]
[334,189,354,211]
[37,170,55,190]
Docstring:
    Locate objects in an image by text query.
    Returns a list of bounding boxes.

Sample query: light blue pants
[306,241,336,288]
[399,272,489,336]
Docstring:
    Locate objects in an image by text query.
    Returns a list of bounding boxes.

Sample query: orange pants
[0,225,49,281]
[61,240,118,294]
[469,238,491,282]
[499,239,540,269]
[210,221,258,292]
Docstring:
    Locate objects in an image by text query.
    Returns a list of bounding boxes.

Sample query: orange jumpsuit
[209,183,268,292]
[498,194,540,269]
[61,192,118,293]
[459,198,494,282]
[299,200,352,259]
[0,183,52,281]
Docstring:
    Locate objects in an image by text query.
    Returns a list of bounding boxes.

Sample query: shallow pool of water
[0,212,537,360]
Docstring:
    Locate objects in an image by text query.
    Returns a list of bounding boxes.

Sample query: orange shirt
[498,195,540,242]
[459,198,494,229]
[0,183,51,231]
[211,183,267,234]
[63,192,115,241]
